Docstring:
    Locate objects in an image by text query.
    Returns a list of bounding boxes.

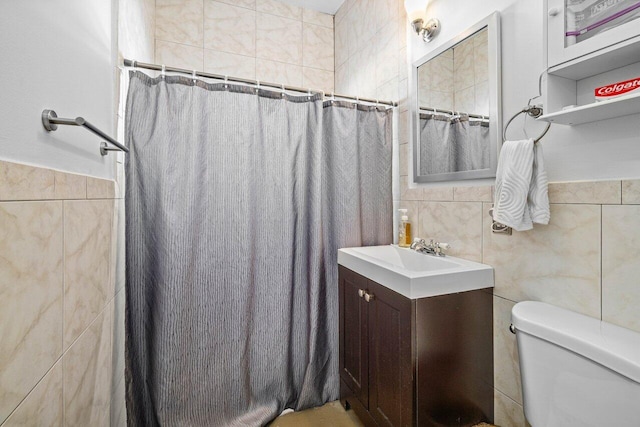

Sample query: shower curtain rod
[123,59,398,107]
[419,106,489,120]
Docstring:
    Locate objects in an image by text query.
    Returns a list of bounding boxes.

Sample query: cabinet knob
[548,7,560,16]
[358,289,365,298]
[364,292,374,303]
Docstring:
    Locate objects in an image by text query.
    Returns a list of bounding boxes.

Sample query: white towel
[493,139,549,231]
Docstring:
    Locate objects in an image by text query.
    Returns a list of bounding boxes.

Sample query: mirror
[411,12,501,183]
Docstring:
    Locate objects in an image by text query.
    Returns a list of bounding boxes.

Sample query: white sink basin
[338,245,494,299]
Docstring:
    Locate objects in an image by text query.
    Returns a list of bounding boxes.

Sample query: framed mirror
[411,12,501,183]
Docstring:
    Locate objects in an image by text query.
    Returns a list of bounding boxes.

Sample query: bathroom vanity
[337,246,495,427]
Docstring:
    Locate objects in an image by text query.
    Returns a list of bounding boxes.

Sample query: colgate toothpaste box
[595,77,640,101]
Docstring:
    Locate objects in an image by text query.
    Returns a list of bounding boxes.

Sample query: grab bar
[41,109,128,156]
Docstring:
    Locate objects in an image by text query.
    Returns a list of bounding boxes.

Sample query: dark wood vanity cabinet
[338,266,493,427]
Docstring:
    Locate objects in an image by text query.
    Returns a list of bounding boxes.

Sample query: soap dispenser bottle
[398,209,412,248]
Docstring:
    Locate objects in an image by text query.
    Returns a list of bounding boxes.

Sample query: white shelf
[538,91,640,125]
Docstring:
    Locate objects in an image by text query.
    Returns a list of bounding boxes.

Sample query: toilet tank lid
[512,301,640,384]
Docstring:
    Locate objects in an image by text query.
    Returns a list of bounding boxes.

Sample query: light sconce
[404,0,440,42]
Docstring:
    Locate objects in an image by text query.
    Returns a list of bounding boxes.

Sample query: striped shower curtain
[124,71,392,426]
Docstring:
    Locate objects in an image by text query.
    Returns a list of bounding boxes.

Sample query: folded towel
[493,139,549,231]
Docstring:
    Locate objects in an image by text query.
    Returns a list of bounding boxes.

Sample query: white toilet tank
[511,301,640,427]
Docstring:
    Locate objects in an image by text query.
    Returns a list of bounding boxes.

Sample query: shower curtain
[419,113,490,175]
[124,71,392,426]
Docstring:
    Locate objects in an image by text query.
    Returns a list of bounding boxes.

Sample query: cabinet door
[339,267,369,409]
[547,0,640,68]
[367,280,413,427]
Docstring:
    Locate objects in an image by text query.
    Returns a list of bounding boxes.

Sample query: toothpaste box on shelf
[595,77,640,101]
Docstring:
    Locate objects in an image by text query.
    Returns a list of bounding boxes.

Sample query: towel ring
[503,105,551,143]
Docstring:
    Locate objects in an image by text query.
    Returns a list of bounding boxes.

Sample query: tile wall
[153,0,335,93]
[335,1,640,425]
[0,160,125,426]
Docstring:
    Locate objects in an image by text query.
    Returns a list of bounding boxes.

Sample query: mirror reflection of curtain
[419,113,453,175]
[419,114,490,175]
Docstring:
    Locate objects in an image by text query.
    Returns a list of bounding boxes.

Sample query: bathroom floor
[269,402,500,427]
[269,401,364,427]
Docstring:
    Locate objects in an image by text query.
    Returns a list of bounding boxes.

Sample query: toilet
[511,301,640,427]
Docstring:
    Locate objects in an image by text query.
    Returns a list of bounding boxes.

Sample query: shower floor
[269,401,363,427]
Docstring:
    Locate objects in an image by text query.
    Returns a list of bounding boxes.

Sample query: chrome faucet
[409,238,451,257]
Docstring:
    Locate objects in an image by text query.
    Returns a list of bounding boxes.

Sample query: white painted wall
[410,0,640,182]
[0,0,117,179]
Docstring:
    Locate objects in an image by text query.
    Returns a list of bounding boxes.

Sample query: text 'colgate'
[595,77,640,100]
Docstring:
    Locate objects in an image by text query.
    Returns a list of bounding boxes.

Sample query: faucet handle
[438,242,450,251]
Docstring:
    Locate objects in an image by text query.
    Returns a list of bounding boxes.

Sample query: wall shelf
[539,91,640,125]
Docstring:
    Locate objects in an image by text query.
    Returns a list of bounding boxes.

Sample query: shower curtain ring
[256,80,260,93]
[192,70,197,84]
[224,75,228,89]
[281,84,285,97]
[161,65,166,79]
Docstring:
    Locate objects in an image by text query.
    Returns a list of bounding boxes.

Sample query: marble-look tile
[334,17,349,68]
[548,180,621,204]
[335,1,348,24]
[622,179,640,204]
[473,34,488,84]
[302,23,334,71]
[422,186,454,201]
[454,86,475,114]
[64,309,112,426]
[302,9,333,28]
[475,81,489,116]
[334,63,350,95]
[214,0,256,9]
[398,78,409,110]
[494,296,522,404]
[495,389,527,427]
[430,55,454,94]
[256,59,303,87]
[156,0,203,47]
[430,90,454,111]
[0,161,55,201]
[454,185,492,202]
[418,201,482,261]
[87,177,116,199]
[256,14,302,65]
[350,42,377,99]
[399,110,409,145]
[302,68,334,93]
[375,21,399,88]
[398,46,408,82]
[63,200,114,349]
[155,40,204,71]
[602,205,640,332]
[374,0,398,33]
[453,37,475,90]
[0,201,63,423]
[54,171,86,200]
[376,78,399,105]
[114,199,126,294]
[399,143,409,176]
[347,0,375,57]
[2,361,63,426]
[204,50,256,80]
[257,0,302,20]
[400,176,423,201]
[204,2,256,57]
[483,203,601,318]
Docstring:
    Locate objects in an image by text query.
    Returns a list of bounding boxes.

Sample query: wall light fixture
[404,0,440,42]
